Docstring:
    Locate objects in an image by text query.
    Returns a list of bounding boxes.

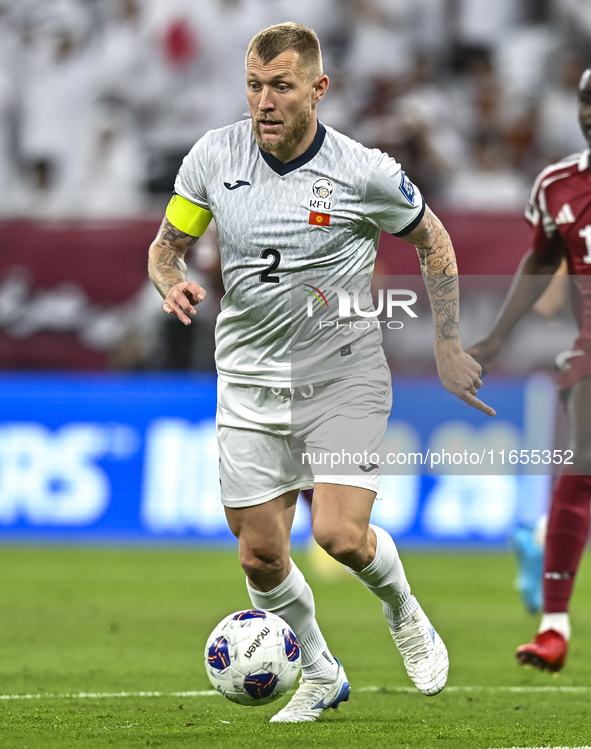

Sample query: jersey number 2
[259,248,281,283]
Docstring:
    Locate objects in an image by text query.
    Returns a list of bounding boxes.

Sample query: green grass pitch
[1,545,590,749]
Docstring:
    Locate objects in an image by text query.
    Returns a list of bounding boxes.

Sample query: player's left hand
[435,345,496,417]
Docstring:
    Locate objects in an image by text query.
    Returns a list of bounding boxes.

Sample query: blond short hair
[246,23,323,80]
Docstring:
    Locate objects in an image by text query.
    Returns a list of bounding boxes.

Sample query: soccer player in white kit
[148,23,495,722]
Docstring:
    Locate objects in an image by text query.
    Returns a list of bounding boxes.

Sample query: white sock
[539,612,571,641]
[246,560,338,681]
[347,524,417,631]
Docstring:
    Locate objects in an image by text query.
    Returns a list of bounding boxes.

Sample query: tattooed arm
[402,206,496,417]
[148,217,206,326]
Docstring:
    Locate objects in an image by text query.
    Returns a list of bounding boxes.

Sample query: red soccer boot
[516,629,568,672]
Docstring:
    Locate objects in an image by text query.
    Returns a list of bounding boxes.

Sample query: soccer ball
[204,609,301,706]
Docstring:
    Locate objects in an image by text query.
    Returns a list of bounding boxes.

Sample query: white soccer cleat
[390,606,448,696]
[269,661,350,723]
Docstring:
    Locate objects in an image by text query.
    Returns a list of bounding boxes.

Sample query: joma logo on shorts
[244,627,271,659]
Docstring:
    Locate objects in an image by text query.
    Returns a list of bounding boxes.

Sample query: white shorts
[217,361,392,507]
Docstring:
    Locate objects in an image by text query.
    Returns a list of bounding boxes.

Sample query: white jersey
[174,119,424,386]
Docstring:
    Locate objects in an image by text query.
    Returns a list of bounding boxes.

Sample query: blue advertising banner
[0,373,555,545]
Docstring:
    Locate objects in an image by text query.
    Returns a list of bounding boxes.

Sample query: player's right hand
[163,281,206,326]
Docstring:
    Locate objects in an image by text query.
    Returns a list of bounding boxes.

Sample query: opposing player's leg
[510,516,545,615]
[517,376,591,671]
[311,483,448,696]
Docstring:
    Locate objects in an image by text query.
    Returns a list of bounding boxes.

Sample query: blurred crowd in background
[0,0,590,220]
[0,0,588,375]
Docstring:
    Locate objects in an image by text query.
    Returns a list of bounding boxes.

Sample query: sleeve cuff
[391,198,426,237]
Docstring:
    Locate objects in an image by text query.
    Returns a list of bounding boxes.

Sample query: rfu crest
[310,178,333,211]
[312,178,334,200]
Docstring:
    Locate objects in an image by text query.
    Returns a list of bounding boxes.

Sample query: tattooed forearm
[403,206,461,343]
[412,210,457,277]
[423,273,458,298]
[158,249,187,275]
[148,218,197,298]
[432,298,459,341]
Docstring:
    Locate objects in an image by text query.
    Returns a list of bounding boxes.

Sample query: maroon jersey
[526,150,591,389]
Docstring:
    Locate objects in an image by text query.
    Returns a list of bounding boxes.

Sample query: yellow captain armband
[166,194,213,237]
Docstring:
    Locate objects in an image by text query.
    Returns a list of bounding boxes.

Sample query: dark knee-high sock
[543,473,591,615]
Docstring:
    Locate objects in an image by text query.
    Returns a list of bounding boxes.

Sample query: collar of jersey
[258,122,326,176]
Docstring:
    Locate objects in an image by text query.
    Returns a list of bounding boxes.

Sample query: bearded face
[246,50,324,161]
[251,105,313,155]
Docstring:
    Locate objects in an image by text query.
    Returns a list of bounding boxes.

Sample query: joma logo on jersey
[309,178,333,210]
[303,285,418,318]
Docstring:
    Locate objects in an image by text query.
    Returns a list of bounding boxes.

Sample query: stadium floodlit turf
[1,546,590,749]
